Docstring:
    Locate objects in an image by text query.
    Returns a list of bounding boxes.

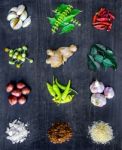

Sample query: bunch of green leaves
[4,46,33,68]
[46,77,77,104]
[48,4,81,34]
[87,44,117,71]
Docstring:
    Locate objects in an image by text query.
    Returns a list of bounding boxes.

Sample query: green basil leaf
[70,9,81,16]
[90,46,98,56]
[95,44,106,51]
[103,58,113,68]
[60,24,75,34]
[94,55,104,63]
[48,17,56,26]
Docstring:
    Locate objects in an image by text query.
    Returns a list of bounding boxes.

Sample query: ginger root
[46,44,77,68]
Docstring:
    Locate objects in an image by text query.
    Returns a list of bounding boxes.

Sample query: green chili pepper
[53,84,61,98]
[55,79,78,94]
[62,80,71,100]
[61,95,74,104]
[55,79,66,90]
[47,83,56,97]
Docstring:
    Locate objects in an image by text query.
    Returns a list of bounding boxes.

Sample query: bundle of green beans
[46,77,77,104]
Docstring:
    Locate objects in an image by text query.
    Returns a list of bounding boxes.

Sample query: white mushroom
[22,16,31,28]
[17,4,25,15]
[104,87,115,99]
[10,18,22,30]
[91,93,107,107]
[20,10,27,21]
[7,12,18,21]
[90,80,105,94]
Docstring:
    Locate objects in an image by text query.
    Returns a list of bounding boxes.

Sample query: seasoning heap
[6,81,31,105]
[7,4,31,30]
[47,77,77,104]
[46,44,77,68]
[48,122,73,144]
[4,46,33,68]
[6,120,30,144]
[93,8,115,31]
[48,4,81,34]
[87,44,117,71]
[90,80,115,107]
[89,121,114,144]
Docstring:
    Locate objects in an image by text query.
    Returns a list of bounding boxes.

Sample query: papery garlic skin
[91,93,107,107]
[90,80,105,94]
[104,87,115,99]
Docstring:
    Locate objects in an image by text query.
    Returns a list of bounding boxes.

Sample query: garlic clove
[104,87,115,99]
[17,4,25,15]
[91,93,107,107]
[9,7,18,13]
[22,16,31,28]
[7,12,18,21]
[90,80,105,94]
[10,18,22,30]
[20,10,27,21]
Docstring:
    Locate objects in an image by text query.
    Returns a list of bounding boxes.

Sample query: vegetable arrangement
[90,80,115,107]
[6,81,31,105]
[4,46,33,68]
[48,4,81,34]
[7,4,31,30]
[93,8,115,31]
[46,44,77,68]
[87,44,117,71]
[46,77,77,104]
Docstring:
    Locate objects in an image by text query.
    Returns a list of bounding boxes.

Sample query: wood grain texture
[0,0,121,149]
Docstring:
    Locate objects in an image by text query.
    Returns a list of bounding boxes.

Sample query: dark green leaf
[70,9,81,16]
[95,44,106,51]
[55,4,68,13]
[48,17,56,26]
[94,55,104,63]
[60,24,75,34]
[106,49,114,56]
[103,58,113,68]
[88,55,100,71]
[63,15,75,23]
[90,46,98,56]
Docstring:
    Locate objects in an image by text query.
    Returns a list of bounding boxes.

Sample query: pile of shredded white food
[6,120,30,144]
[89,121,114,144]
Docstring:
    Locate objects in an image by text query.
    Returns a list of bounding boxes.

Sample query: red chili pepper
[94,24,106,29]
[93,15,97,23]
[109,13,115,20]
[96,17,109,22]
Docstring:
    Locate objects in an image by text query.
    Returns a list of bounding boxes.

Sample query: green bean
[47,83,56,97]
[62,80,71,100]
[53,84,61,98]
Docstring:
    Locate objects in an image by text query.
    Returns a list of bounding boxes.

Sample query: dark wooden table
[0,0,121,149]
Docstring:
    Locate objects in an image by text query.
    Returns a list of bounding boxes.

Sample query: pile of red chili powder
[92,8,115,31]
[48,122,73,144]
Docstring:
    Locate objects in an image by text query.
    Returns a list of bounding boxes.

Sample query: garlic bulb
[7,4,31,30]
[104,87,115,99]
[90,80,105,94]
[91,93,107,107]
